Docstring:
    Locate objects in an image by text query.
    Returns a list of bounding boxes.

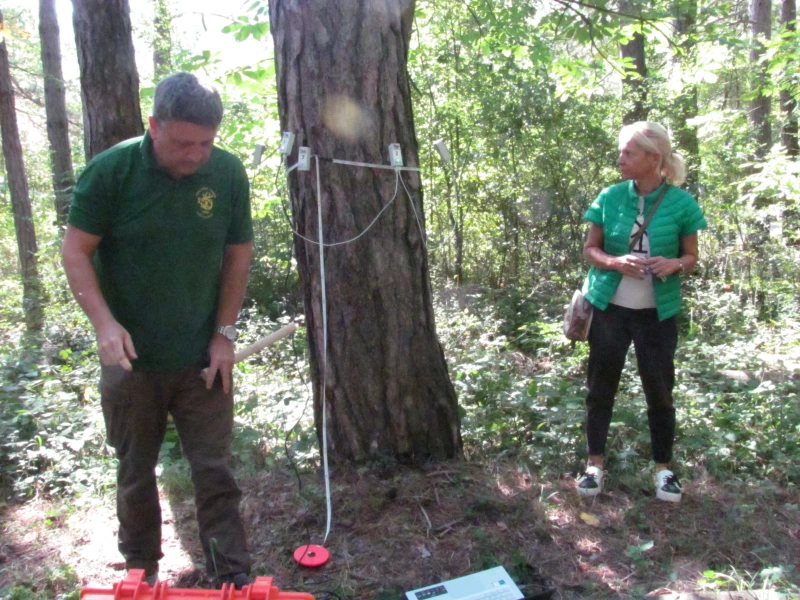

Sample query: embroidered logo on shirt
[196,187,216,219]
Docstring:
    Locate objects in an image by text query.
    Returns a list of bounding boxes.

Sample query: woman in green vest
[576,121,707,502]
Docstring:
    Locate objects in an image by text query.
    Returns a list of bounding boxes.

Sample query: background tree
[267,0,461,462]
[0,8,44,334]
[618,0,649,123]
[153,0,173,82]
[672,0,701,189]
[779,0,798,156]
[750,0,772,157]
[71,0,143,159]
[39,0,74,228]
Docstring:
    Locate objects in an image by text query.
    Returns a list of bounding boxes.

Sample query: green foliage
[678,335,800,484]
[0,339,114,501]
[220,2,270,42]
[221,21,270,43]
[697,565,798,593]
[760,26,800,100]
[438,282,800,486]
[412,0,619,289]
[624,539,655,569]
[0,564,80,600]
[739,148,800,245]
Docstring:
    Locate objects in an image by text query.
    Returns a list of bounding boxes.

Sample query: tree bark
[153,0,173,82]
[750,0,772,157]
[619,0,648,123]
[780,0,798,156]
[71,0,143,160]
[268,0,461,463]
[39,0,75,228]
[0,9,44,333]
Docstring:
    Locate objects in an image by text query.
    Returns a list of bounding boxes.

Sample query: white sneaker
[577,465,604,497]
[655,469,682,502]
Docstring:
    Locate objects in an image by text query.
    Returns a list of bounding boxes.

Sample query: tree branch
[558,0,642,20]
[557,0,681,51]
[550,0,625,75]
[11,75,44,110]
[462,0,485,40]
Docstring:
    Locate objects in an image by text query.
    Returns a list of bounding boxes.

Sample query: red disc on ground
[293,544,330,567]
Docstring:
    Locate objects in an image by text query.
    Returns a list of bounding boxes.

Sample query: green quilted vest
[582,180,708,321]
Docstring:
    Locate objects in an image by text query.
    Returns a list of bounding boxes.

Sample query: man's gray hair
[153,72,223,128]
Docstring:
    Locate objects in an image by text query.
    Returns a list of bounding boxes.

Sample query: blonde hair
[619,121,686,186]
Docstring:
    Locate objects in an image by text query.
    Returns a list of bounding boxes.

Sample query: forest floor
[2,458,799,599]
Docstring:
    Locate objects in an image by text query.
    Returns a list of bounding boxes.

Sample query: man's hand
[205,334,235,393]
[614,254,648,279]
[96,320,137,371]
[63,225,139,369]
[647,256,681,279]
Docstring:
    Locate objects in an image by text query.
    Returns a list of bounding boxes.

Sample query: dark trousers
[100,365,251,578]
[585,303,678,464]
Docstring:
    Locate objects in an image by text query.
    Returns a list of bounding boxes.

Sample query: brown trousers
[100,365,251,578]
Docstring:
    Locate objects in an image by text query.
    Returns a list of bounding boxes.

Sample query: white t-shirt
[609,195,656,309]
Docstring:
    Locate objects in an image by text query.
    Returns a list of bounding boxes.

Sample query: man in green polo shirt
[62,72,253,589]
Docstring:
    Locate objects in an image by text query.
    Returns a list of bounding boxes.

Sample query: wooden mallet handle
[201,323,298,381]
[233,323,298,363]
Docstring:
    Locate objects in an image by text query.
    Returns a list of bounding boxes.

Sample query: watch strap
[216,325,237,341]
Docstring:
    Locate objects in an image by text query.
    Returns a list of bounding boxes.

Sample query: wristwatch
[216,325,238,342]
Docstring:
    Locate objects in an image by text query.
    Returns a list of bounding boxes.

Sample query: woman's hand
[614,254,648,279]
[647,256,682,279]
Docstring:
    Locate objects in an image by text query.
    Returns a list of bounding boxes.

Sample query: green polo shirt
[582,180,707,321]
[68,132,253,371]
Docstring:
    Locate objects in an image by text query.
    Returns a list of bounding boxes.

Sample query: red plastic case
[80,569,315,600]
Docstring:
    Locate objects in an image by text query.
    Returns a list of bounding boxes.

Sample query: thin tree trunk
[454,181,464,285]
[153,0,173,81]
[71,0,143,160]
[39,0,75,229]
[0,9,44,333]
[750,0,772,157]
[780,0,798,156]
[673,0,701,190]
[619,0,648,123]
[268,0,461,463]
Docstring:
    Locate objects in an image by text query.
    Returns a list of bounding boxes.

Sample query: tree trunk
[71,0,143,160]
[750,0,772,157]
[39,0,75,228]
[780,0,798,156]
[153,0,173,82]
[673,0,701,190]
[619,0,648,124]
[454,183,464,285]
[0,9,44,333]
[268,0,461,463]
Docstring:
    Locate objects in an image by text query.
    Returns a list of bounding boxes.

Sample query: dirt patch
[1,461,799,598]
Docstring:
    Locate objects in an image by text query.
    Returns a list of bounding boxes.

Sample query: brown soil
[1,461,799,599]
